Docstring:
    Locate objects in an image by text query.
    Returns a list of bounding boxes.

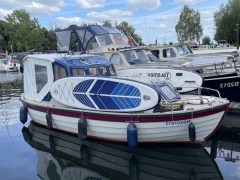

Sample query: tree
[103,20,112,27]
[202,36,211,45]
[175,5,203,43]
[3,9,45,52]
[116,21,144,46]
[214,0,240,44]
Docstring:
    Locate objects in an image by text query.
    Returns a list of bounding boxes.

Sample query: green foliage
[214,0,240,44]
[202,36,211,45]
[116,21,144,46]
[3,9,45,52]
[175,5,203,43]
[102,20,112,27]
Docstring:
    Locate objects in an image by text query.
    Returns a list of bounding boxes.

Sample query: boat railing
[158,86,222,110]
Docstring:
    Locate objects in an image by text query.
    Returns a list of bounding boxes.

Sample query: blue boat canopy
[56,25,129,52]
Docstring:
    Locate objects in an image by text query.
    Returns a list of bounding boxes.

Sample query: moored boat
[20,54,229,144]
[0,53,20,72]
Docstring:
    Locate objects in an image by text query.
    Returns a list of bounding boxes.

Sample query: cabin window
[54,64,67,81]
[160,85,177,100]
[35,65,48,93]
[110,54,123,65]
[112,33,126,45]
[151,50,159,58]
[108,64,116,75]
[72,68,86,76]
[123,52,137,62]
[87,37,99,50]
[176,45,189,56]
[163,48,176,58]
[89,67,108,76]
[136,50,149,61]
[97,34,113,46]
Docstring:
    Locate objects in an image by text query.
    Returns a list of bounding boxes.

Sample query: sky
[0,0,230,45]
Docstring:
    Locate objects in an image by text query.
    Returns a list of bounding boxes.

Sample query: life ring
[188,96,215,104]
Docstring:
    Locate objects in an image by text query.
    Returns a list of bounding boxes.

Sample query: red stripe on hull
[26,103,229,123]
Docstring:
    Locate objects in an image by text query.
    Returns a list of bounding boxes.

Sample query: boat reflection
[203,126,240,163]
[22,121,223,180]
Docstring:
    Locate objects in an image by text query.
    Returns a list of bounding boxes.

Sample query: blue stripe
[90,80,105,94]
[133,89,140,96]
[130,88,138,96]
[118,84,130,95]
[112,97,125,109]
[136,92,141,97]
[78,80,87,92]
[124,98,136,108]
[82,79,93,93]
[124,86,135,96]
[90,95,106,109]
[111,83,124,95]
[118,97,130,109]
[98,81,119,95]
[130,98,138,106]
[74,94,95,108]
[133,98,141,105]
[98,96,120,109]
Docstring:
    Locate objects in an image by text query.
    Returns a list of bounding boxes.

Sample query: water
[0,73,239,180]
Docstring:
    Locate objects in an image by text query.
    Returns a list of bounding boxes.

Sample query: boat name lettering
[220,81,239,88]
[148,72,171,80]
[166,120,192,126]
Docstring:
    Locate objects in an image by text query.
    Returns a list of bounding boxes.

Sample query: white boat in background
[0,53,20,72]
[20,54,229,145]
[22,121,223,180]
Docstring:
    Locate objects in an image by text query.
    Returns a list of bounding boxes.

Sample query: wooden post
[236,24,239,50]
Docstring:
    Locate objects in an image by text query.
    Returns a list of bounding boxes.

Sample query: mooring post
[236,24,239,50]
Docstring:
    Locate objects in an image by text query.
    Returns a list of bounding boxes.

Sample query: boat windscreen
[97,34,113,46]
[176,45,189,56]
[147,53,160,62]
[136,50,149,61]
[108,64,116,75]
[123,51,138,63]
[89,67,108,76]
[160,85,177,100]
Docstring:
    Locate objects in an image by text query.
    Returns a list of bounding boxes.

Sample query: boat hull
[203,72,240,102]
[23,101,228,143]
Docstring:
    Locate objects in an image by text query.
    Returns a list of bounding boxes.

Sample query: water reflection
[23,121,223,180]
[203,126,240,162]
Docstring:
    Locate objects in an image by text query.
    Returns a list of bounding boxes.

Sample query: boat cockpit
[52,56,117,81]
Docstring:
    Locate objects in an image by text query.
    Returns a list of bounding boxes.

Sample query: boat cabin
[23,54,116,102]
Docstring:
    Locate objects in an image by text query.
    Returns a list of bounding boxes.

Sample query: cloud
[126,0,161,11]
[174,0,206,6]
[75,0,105,10]
[156,13,180,22]
[145,24,167,29]
[0,0,64,16]
[86,10,133,23]
[55,17,83,28]
[0,9,13,19]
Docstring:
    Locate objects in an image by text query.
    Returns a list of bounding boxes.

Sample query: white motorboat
[20,54,229,145]
[0,53,20,72]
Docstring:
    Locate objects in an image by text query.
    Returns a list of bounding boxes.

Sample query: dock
[227,101,240,113]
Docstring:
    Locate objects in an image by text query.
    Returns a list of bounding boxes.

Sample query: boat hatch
[152,81,181,102]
